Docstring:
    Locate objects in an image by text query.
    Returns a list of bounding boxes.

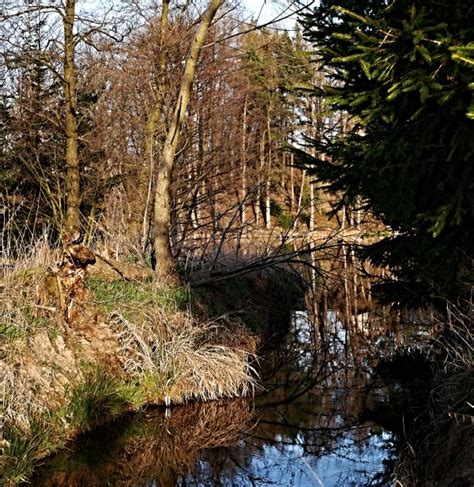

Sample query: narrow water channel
[32,309,427,486]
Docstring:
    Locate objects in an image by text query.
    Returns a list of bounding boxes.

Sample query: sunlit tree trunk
[349,209,358,317]
[64,0,80,234]
[256,130,266,228]
[265,116,272,229]
[240,94,248,226]
[309,181,315,231]
[290,153,295,213]
[197,110,206,227]
[153,0,223,277]
[341,206,352,350]
[307,97,316,233]
[133,0,170,249]
[296,170,306,217]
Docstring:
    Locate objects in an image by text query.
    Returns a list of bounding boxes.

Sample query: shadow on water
[31,306,431,486]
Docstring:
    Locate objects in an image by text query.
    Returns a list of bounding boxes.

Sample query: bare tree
[63,0,80,234]
[153,0,223,277]
[1,0,123,236]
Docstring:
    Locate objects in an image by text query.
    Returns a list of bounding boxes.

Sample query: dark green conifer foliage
[299,0,474,303]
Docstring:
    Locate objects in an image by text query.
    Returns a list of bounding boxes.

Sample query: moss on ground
[85,276,191,316]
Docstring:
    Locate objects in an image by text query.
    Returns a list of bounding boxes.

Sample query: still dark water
[32,310,423,486]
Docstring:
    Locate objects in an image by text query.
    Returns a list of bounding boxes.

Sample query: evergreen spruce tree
[299,0,474,304]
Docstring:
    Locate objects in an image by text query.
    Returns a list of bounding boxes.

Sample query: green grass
[67,369,144,430]
[1,417,64,485]
[278,212,296,231]
[85,277,190,316]
[0,322,26,341]
[1,369,147,485]
[0,305,49,344]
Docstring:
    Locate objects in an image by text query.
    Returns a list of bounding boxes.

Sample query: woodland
[1,0,324,277]
[0,0,473,485]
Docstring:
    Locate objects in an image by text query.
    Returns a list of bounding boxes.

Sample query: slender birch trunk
[153,0,223,277]
[341,206,352,351]
[290,153,295,213]
[256,130,266,228]
[309,181,315,232]
[350,208,359,318]
[297,169,306,215]
[265,118,272,230]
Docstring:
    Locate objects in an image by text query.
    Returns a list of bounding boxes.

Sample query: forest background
[1,0,334,283]
[2,0,471,306]
[1,1,473,484]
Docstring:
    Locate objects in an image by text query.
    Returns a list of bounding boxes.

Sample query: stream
[31,308,429,486]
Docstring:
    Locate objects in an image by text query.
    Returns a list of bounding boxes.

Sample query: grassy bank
[0,248,276,484]
[390,304,474,486]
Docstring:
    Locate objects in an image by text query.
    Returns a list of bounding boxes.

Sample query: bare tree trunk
[153,0,223,277]
[240,94,248,226]
[341,206,352,351]
[188,116,200,231]
[350,208,358,318]
[265,116,271,229]
[135,0,170,248]
[297,169,306,215]
[256,130,266,228]
[64,0,80,234]
[290,153,295,213]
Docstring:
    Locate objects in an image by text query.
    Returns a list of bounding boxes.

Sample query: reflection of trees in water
[32,400,253,487]
[33,304,403,486]
[194,290,413,486]
[179,311,397,486]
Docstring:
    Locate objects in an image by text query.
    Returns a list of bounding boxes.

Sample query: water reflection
[192,311,397,486]
[32,400,253,486]
[32,310,406,487]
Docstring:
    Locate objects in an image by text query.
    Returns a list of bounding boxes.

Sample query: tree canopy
[299,0,474,303]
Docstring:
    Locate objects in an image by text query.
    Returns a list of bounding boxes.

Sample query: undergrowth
[1,241,260,485]
[1,369,143,485]
[0,251,57,346]
[393,300,474,486]
[2,417,61,485]
[110,311,258,403]
[66,370,144,429]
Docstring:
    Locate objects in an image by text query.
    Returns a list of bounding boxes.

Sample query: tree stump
[56,243,96,324]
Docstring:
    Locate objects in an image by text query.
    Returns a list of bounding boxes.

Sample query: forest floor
[0,246,302,485]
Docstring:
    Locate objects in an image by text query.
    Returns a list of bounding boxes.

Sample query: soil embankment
[0,253,303,484]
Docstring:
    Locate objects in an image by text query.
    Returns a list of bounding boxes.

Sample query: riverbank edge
[0,260,304,485]
[379,306,474,486]
[394,360,474,485]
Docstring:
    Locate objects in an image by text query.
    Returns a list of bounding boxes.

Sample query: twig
[33,304,57,312]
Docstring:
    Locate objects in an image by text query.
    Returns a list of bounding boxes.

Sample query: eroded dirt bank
[0,251,303,485]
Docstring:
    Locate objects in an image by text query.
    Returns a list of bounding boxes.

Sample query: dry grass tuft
[111,311,259,404]
[437,302,474,371]
[1,239,61,430]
